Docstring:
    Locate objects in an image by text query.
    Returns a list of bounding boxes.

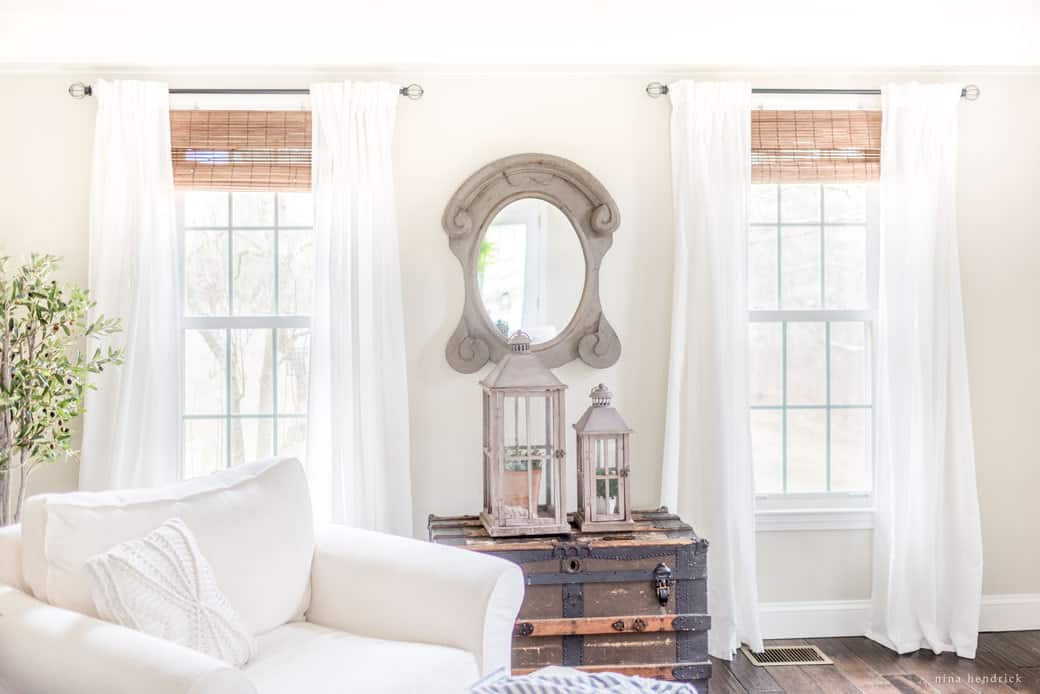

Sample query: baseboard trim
[759,599,870,639]
[978,593,1040,632]
[759,593,1040,639]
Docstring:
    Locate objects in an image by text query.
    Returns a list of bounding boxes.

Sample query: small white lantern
[480,332,570,537]
[574,384,634,531]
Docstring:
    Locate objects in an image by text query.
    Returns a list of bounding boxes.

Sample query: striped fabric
[469,667,697,694]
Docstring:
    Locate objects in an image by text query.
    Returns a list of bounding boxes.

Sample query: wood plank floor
[709,632,1040,693]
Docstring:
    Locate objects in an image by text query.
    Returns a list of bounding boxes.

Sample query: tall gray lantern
[480,332,570,537]
[574,384,635,531]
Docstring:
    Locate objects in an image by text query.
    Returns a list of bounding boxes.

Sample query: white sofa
[0,457,524,694]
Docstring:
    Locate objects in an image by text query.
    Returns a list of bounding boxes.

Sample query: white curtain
[662,81,763,659]
[307,81,413,535]
[868,83,983,658]
[80,80,183,490]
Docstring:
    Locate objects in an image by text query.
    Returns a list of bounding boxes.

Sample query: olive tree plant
[0,255,123,525]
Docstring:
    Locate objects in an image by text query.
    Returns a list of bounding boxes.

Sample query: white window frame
[178,191,311,476]
[751,183,880,531]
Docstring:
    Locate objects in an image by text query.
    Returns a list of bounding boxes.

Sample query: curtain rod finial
[400,83,423,100]
[646,82,668,98]
[962,84,980,101]
[68,82,92,99]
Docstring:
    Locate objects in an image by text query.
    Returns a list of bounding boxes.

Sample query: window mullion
[775,185,782,309]
[225,191,233,471]
[273,194,281,457]
[866,183,881,315]
[227,192,234,317]
[820,186,826,309]
[778,185,787,494]
[826,321,832,492]
[821,184,829,492]
[750,309,872,323]
[225,327,232,470]
[781,321,788,493]
[272,327,279,456]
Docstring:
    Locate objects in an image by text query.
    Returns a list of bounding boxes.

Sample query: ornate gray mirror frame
[442,153,621,373]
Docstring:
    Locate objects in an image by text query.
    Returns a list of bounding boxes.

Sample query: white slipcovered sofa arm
[307,525,524,676]
[0,586,256,694]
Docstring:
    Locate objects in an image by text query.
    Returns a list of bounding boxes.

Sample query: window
[181,191,313,478]
[748,182,878,526]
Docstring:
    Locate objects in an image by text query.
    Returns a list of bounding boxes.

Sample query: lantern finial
[590,383,612,407]
[508,331,532,353]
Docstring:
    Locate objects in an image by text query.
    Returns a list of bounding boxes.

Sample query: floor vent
[742,645,834,667]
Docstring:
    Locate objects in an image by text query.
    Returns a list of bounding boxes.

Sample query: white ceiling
[1,0,1038,70]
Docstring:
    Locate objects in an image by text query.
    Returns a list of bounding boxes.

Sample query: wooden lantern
[480,332,570,537]
[574,384,634,531]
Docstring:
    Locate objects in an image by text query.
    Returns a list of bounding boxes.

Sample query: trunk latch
[653,563,673,606]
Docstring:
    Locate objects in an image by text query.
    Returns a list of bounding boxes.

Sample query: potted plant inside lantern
[502,451,544,513]
[0,255,123,525]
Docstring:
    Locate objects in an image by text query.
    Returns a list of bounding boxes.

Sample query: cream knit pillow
[86,518,256,667]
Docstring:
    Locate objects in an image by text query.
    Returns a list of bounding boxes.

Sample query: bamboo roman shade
[170,110,311,191]
[751,110,881,183]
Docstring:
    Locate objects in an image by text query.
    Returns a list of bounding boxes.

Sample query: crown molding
[2,63,1040,77]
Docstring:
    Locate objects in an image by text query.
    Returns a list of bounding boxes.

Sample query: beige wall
[0,69,1037,603]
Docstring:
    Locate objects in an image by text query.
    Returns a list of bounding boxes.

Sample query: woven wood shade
[170,110,311,191]
[752,110,881,183]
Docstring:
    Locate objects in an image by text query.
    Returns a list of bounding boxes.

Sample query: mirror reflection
[478,199,584,344]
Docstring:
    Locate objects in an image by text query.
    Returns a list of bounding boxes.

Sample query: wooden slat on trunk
[512,661,712,680]
[514,614,710,637]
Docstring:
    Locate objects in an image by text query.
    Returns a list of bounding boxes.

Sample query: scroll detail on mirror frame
[442,153,622,373]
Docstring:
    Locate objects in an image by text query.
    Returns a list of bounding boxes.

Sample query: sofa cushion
[20,457,314,635]
[243,622,479,694]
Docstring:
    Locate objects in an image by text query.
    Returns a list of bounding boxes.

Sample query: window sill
[755,507,875,531]
[755,492,874,532]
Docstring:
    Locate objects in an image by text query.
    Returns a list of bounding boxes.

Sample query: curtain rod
[644,82,980,100]
[67,82,424,100]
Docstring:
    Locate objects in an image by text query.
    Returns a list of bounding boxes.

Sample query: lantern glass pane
[482,449,491,513]
[503,395,522,452]
[587,437,618,518]
[604,438,618,473]
[500,394,558,523]
[531,396,550,449]
[537,459,556,520]
[482,392,489,449]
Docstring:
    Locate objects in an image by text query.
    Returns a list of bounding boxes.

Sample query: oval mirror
[443,153,621,372]
[477,199,584,345]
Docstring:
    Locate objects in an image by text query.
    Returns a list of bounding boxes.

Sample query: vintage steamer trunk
[428,508,711,692]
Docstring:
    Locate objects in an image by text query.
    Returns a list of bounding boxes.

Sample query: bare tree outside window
[182,192,312,477]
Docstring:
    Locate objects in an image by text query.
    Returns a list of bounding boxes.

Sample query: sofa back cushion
[20,457,314,636]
